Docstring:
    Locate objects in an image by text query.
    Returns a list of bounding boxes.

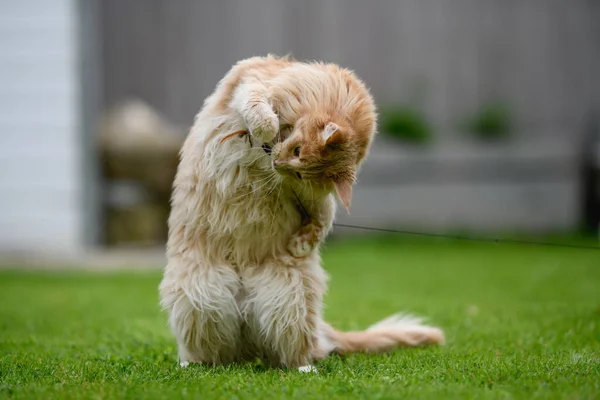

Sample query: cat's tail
[323,313,444,355]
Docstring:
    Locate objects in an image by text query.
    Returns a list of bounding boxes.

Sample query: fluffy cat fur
[159,55,444,372]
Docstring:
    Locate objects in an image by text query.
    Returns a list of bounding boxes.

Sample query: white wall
[0,0,85,254]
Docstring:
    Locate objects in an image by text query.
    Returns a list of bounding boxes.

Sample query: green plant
[380,107,432,144]
[465,102,513,141]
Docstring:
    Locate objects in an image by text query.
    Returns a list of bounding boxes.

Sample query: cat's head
[269,113,375,212]
[266,64,377,212]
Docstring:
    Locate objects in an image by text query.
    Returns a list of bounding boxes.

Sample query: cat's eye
[293,146,301,157]
[295,172,302,180]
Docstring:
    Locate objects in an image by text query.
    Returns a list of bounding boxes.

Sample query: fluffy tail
[324,313,445,355]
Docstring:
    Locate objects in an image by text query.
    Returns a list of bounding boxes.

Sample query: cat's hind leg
[241,256,328,371]
[159,259,243,366]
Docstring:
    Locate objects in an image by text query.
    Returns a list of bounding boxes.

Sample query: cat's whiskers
[257,179,281,208]
[249,173,276,186]
[249,173,277,194]
[256,172,279,195]
[269,181,283,227]
[250,171,281,204]
[255,183,281,218]
[242,150,272,167]
[231,172,278,201]
[262,180,280,208]
[308,180,315,207]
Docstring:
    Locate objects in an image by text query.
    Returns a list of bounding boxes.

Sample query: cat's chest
[210,190,331,265]
[217,189,300,236]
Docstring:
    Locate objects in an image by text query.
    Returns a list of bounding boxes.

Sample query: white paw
[180,361,189,368]
[246,104,278,142]
[298,365,317,373]
[289,235,313,258]
[288,223,323,258]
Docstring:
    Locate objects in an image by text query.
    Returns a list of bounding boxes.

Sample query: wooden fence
[101,0,599,139]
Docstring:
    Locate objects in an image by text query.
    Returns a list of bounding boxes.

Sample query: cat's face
[259,63,377,211]
[268,115,357,211]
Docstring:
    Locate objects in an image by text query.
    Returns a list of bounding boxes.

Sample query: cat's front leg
[288,221,324,258]
[230,79,278,142]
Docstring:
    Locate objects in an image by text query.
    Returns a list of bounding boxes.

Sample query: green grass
[1,237,599,399]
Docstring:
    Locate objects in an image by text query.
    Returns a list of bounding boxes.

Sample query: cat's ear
[324,122,343,148]
[334,177,353,213]
[323,122,339,141]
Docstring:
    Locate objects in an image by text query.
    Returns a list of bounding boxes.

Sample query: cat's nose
[272,160,284,170]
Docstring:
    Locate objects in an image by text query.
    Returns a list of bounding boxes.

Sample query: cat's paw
[245,103,278,142]
[289,235,313,258]
[288,222,323,258]
[298,365,318,373]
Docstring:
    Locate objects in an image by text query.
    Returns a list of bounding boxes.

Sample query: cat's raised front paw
[245,104,278,143]
[288,223,322,258]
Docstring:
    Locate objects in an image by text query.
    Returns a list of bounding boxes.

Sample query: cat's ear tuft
[334,178,353,213]
[323,122,339,141]
[324,123,343,148]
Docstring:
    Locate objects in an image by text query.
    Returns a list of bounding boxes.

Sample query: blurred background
[0,0,599,264]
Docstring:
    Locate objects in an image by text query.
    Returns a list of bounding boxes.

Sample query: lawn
[0,236,599,399]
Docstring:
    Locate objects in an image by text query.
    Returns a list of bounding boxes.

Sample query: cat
[158,55,444,372]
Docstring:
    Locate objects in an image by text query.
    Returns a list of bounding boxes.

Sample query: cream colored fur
[159,55,444,371]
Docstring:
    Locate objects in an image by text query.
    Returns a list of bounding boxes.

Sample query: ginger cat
[159,55,444,372]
